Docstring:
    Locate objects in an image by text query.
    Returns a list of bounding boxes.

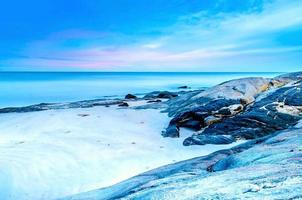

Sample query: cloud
[142,43,162,49]
[2,0,302,71]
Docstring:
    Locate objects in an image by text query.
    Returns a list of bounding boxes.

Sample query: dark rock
[216,107,232,116]
[118,102,129,107]
[165,73,302,144]
[157,92,178,99]
[183,135,234,146]
[164,98,242,137]
[125,94,137,99]
[144,91,178,99]
[178,86,190,89]
[162,124,179,138]
[77,114,90,117]
[146,99,162,103]
[284,88,302,106]
[0,99,125,113]
[201,82,302,141]
[179,120,201,130]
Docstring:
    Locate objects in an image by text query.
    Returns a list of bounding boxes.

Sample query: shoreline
[0,93,243,200]
[0,71,301,200]
[64,71,302,200]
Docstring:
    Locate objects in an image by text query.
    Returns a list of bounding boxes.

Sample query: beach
[0,99,242,200]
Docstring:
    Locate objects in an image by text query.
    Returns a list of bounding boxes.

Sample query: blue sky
[0,0,302,71]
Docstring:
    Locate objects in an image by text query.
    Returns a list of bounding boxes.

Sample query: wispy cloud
[2,0,302,71]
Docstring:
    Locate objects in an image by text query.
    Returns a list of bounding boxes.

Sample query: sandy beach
[0,100,242,200]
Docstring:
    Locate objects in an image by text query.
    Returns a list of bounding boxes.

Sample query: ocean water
[0,72,282,108]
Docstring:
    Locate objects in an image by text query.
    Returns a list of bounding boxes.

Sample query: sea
[0,72,283,108]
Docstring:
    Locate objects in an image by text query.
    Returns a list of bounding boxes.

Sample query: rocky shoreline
[60,71,302,200]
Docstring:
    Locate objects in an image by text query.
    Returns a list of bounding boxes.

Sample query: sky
[0,0,302,72]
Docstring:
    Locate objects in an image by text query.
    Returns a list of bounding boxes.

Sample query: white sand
[0,105,242,200]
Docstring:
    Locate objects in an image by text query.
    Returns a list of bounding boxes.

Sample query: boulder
[161,124,179,138]
[183,135,234,146]
[118,102,129,107]
[178,85,190,89]
[146,99,162,103]
[125,94,137,99]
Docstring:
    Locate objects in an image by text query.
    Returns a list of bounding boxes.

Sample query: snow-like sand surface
[0,104,241,200]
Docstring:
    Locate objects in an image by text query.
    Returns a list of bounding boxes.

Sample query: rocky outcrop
[60,72,302,200]
[0,99,125,113]
[193,81,302,143]
[165,77,271,117]
[62,125,302,200]
[163,72,302,146]
[143,91,178,99]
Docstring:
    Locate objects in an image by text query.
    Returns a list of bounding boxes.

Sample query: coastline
[0,97,242,200]
[64,71,302,200]
[0,71,301,200]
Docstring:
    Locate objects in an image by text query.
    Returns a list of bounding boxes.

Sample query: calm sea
[0,72,283,108]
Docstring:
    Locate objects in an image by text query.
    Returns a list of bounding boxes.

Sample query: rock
[64,127,302,200]
[166,77,272,116]
[183,135,234,146]
[179,120,202,130]
[118,102,129,107]
[77,114,90,117]
[201,81,302,141]
[164,98,242,137]
[125,94,137,99]
[216,107,232,116]
[146,99,162,103]
[273,71,302,84]
[161,124,179,138]
[178,86,190,89]
[144,91,178,99]
[0,99,125,113]
[204,116,221,126]
[164,72,302,143]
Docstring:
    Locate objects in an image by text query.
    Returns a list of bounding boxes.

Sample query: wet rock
[125,94,137,99]
[77,114,90,117]
[162,124,179,138]
[144,91,178,99]
[118,102,129,107]
[0,103,53,113]
[179,120,202,130]
[216,107,232,116]
[146,99,162,103]
[0,99,125,113]
[165,98,242,137]
[178,86,190,89]
[183,135,234,146]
